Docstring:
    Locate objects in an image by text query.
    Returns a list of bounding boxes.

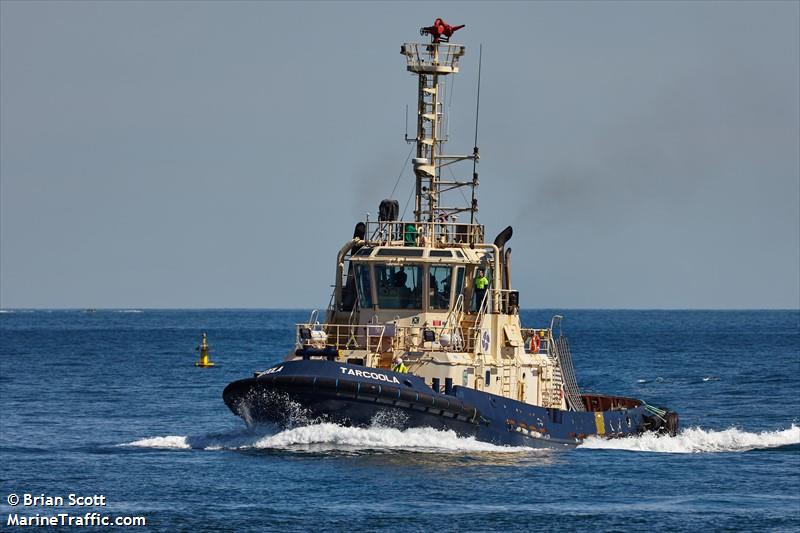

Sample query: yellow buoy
[195,332,216,368]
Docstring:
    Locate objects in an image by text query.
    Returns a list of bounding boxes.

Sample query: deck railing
[472,287,521,316]
[401,42,466,74]
[364,219,484,247]
[296,322,470,354]
[296,320,554,358]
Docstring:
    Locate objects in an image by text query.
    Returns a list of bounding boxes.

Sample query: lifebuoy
[530,334,541,354]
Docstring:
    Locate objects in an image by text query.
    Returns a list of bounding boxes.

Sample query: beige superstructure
[286,38,584,414]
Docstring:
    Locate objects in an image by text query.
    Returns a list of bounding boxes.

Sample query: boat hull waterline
[223,360,678,449]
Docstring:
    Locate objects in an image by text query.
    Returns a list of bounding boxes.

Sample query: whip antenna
[469,44,482,228]
[473,44,482,148]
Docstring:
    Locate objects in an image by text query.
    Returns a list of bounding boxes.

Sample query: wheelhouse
[342,246,489,314]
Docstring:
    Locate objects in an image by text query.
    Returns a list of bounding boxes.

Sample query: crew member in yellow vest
[392,357,408,373]
[474,268,489,311]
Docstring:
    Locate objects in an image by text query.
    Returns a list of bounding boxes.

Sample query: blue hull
[223,360,676,448]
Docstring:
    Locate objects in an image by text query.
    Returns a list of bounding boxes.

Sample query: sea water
[1,309,798,531]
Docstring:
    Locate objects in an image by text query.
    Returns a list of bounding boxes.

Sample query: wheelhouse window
[354,264,373,309]
[429,265,453,309]
[429,250,452,258]
[454,266,465,303]
[375,248,424,257]
[375,264,422,309]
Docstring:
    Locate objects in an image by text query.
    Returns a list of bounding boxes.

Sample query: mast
[401,19,478,240]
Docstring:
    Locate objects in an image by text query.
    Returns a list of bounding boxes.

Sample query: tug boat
[223,20,679,448]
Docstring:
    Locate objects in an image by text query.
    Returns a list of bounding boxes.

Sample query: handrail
[473,288,519,317]
[364,219,484,247]
[465,286,522,352]
[520,328,553,356]
[469,288,492,352]
[365,322,386,355]
[326,287,336,315]
[345,298,361,348]
[348,294,360,326]
[296,322,471,354]
[442,293,465,351]
[401,42,466,73]
[443,292,464,331]
[550,315,563,337]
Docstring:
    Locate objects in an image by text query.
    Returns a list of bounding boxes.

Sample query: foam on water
[126,424,800,455]
[254,424,522,452]
[580,424,800,453]
[124,423,523,453]
[127,435,193,450]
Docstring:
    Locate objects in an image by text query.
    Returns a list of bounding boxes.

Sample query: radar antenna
[420,18,465,43]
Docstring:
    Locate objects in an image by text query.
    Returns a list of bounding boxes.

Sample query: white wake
[126,424,800,455]
[579,424,799,454]
[124,423,523,453]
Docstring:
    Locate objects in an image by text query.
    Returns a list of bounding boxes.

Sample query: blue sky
[1,1,798,309]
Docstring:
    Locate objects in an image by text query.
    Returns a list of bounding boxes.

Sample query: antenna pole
[404,104,409,141]
[469,44,482,230]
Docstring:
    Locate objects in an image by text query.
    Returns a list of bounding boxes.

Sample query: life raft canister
[530,333,541,354]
